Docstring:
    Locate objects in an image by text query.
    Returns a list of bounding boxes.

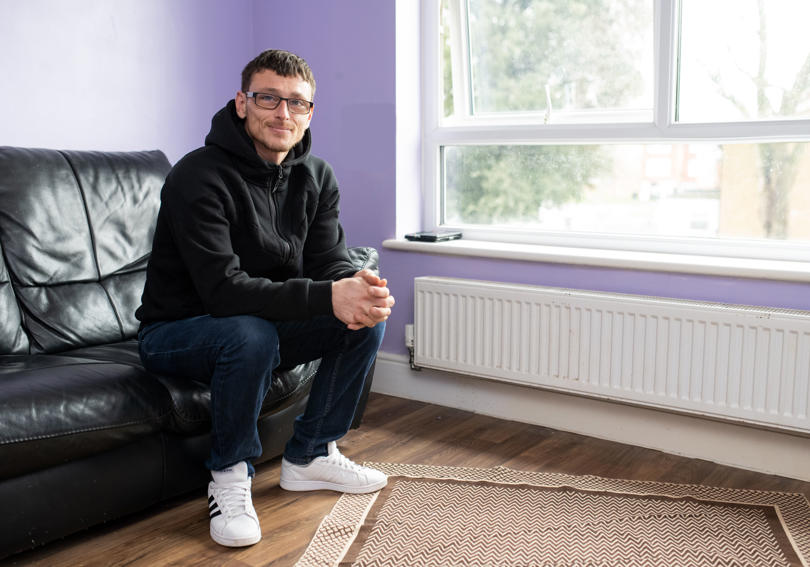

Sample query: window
[424,0,810,262]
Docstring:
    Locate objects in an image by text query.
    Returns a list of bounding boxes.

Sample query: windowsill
[382,238,810,283]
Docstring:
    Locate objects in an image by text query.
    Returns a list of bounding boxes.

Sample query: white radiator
[413,276,810,434]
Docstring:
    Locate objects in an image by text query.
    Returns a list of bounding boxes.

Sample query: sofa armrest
[347,247,379,275]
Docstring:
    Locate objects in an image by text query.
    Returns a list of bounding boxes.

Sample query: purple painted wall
[0,0,254,164]
[2,0,807,358]
[251,1,397,250]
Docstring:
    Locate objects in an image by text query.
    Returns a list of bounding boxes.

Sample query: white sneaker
[207,461,261,547]
[280,442,387,494]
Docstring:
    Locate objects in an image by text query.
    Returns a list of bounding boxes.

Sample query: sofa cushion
[0,246,27,354]
[68,341,319,434]
[0,354,172,480]
[0,147,170,354]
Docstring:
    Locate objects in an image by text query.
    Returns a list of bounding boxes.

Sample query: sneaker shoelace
[327,448,367,474]
[214,480,253,519]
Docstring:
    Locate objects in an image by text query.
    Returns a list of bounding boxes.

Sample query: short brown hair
[241,49,316,96]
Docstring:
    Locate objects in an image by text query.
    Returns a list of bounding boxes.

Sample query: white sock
[211,461,249,484]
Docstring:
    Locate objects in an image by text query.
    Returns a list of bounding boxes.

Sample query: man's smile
[267,122,291,133]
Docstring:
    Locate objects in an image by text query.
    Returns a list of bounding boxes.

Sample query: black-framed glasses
[246,92,314,115]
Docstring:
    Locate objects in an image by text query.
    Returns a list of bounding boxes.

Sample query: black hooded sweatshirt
[135,100,356,327]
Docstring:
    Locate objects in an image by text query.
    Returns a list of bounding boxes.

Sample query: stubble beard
[249,116,304,157]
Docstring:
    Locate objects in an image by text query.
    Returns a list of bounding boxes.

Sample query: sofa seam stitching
[0,411,173,446]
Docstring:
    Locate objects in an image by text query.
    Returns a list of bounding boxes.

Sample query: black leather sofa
[0,146,376,559]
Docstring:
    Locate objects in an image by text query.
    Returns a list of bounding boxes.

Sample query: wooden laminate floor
[8,393,810,566]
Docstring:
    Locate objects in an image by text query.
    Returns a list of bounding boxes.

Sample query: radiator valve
[405,324,421,371]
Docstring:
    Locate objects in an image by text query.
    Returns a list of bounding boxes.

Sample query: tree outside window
[437,0,810,252]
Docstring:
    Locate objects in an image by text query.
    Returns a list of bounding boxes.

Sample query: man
[135,49,394,548]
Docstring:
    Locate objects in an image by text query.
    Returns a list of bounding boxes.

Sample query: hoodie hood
[204,99,312,175]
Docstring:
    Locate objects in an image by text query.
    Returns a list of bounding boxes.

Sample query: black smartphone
[404,231,463,242]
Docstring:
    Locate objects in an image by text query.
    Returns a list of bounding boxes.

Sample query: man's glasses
[246,92,313,115]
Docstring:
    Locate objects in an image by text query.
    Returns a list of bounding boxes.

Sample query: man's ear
[234,91,247,119]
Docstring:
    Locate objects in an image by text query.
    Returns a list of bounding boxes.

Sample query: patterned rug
[295,463,810,567]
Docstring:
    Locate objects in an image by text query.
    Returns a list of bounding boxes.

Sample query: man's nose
[274,99,292,118]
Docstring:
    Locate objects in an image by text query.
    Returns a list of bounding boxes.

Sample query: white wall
[373,353,810,481]
[0,0,254,164]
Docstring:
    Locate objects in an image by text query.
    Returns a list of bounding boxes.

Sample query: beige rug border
[295,462,810,567]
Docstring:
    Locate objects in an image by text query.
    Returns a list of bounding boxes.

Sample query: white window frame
[420,0,810,264]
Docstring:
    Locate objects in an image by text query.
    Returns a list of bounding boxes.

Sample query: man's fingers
[368,285,390,298]
[354,269,381,285]
[354,270,388,288]
[370,306,391,319]
[337,274,395,330]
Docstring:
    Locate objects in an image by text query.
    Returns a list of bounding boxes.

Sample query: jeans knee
[353,320,386,352]
[368,320,386,345]
[220,316,280,366]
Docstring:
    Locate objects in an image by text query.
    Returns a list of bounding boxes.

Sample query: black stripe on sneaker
[208,495,221,518]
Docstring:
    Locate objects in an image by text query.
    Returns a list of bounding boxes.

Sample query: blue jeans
[138,314,384,475]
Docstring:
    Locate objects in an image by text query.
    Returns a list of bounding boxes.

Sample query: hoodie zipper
[268,167,292,263]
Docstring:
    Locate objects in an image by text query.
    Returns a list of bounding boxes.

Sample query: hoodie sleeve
[163,164,334,321]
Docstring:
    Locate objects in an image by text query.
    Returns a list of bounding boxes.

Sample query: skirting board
[372,352,810,482]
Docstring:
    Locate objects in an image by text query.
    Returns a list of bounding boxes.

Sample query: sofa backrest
[0,147,171,354]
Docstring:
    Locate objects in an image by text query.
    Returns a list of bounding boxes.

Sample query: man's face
[235,69,313,164]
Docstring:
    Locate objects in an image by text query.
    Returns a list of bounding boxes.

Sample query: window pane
[450,0,653,117]
[678,0,810,123]
[443,142,810,242]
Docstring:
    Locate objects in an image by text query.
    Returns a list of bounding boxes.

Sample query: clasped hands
[332,269,395,330]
